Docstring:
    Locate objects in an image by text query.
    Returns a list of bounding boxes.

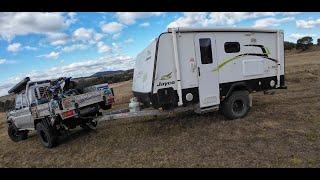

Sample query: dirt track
[0,50,319,167]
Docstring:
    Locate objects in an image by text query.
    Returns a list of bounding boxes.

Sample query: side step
[195,104,219,114]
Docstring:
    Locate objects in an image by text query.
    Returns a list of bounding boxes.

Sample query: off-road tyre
[36,120,58,148]
[8,123,28,142]
[221,90,250,120]
[161,103,175,110]
[99,102,112,110]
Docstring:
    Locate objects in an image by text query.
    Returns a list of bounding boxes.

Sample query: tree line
[285,36,320,51]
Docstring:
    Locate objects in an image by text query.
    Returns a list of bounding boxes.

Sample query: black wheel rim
[232,99,245,114]
[11,128,18,137]
[91,121,97,127]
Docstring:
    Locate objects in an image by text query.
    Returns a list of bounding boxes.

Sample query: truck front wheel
[36,121,58,148]
[8,123,28,142]
[221,90,250,120]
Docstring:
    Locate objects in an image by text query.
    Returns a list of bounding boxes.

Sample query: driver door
[13,93,33,129]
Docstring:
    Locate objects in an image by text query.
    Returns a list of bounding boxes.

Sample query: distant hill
[90,70,126,77]
[74,69,134,89]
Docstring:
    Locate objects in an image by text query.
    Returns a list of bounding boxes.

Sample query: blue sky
[0,12,319,96]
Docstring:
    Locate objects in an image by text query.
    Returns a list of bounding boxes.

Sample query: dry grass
[0,113,5,128]
[1,50,320,167]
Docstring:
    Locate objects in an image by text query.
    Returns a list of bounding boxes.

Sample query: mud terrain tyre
[36,121,58,148]
[99,102,112,110]
[161,103,175,110]
[8,123,28,142]
[221,90,250,120]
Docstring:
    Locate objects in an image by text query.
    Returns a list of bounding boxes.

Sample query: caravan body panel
[214,32,279,84]
[132,28,285,108]
[132,39,157,94]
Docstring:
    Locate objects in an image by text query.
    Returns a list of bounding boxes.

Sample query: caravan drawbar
[132,27,286,119]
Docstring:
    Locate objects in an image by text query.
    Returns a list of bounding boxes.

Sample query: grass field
[0,50,319,167]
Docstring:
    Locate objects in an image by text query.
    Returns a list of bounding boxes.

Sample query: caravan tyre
[221,90,250,120]
[99,102,112,110]
[161,103,174,110]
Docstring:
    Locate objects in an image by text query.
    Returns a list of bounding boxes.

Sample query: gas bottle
[129,97,140,112]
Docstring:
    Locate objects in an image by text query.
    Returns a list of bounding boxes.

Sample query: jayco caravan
[132,27,286,119]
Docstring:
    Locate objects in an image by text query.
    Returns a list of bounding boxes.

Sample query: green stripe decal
[265,47,270,55]
[212,53,277,72]
[212,55,244,72]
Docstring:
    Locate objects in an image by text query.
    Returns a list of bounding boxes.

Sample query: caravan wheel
[221,90,250,120]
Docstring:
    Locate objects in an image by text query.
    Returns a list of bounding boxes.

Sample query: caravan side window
[199,38,213,64]
[224,42,240,53]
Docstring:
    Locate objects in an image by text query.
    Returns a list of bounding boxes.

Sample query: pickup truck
[6,77,115,148]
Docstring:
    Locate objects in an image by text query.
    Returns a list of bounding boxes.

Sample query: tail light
[108,94,115,103]
[62,110,75,118]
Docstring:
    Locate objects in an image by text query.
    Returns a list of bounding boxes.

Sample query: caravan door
[194,33,220,108]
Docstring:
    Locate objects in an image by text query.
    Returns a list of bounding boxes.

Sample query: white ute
[6,77,115,148]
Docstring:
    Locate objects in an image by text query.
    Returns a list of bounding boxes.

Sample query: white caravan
[132,27,286,119]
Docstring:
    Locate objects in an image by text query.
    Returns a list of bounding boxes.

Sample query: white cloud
[7,43,38,52]
[38,51,60,59]
[97,41,111,53]
[112,33,121,40]
[210,12,277,26]
[71,27,104,45]
[167,12,279,28]
[101,22,124,34]
[62,44,89,52]
[167,12,208,28]
[72,27,94,42]
[282,12,302,16]
[289,33,316,42]
[0,59,6,64]
[112,42,121,51]
[296,18,320,29]
[7,43,21,52]
[116,12,164,25]
[0,12,75,41]
[139,22,150,27]
[94,33,104,41]
[0,55,134,96]
[124,38,134,44]
[66,12,77,26]
[253,17,294,28]
[47,32,69,46]
[0,59,16,65]
[24,46,38,50]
